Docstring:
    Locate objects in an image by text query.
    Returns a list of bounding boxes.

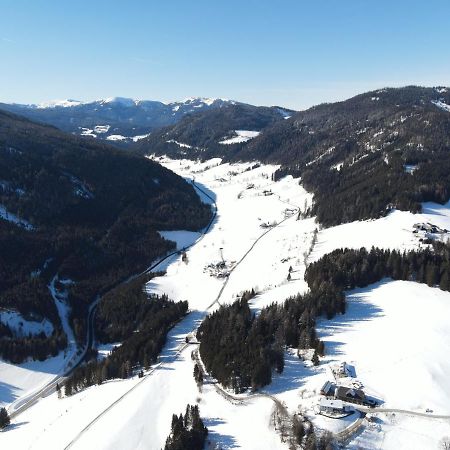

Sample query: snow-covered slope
[219,130,261,144]
[3,157,450,449]
[0,158,313,449]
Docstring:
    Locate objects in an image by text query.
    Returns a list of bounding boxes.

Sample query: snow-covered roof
[319,398,344,409]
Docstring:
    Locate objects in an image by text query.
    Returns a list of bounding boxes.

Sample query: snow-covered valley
[2,158,450,449]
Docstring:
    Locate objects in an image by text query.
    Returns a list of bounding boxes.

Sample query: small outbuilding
[320,380,335,396]
[319,398,352,414]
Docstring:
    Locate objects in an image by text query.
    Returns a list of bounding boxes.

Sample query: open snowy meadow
[2,157,450,449]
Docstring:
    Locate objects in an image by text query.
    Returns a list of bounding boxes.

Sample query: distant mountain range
[3,86,450,228]
[0,97,237,143]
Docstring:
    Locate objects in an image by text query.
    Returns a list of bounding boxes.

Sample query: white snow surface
[3,158,450,449]
[93,125,110,134]
[36,99,82,108]
[0,204,34,230]
[131,133,151,142]
[339,281,450,450]
[0,311,53,338]
[432,99,450,112]
[219,130,260,145]
[105,134,128,141]
[158,230,202,250]
[310,199,450,263]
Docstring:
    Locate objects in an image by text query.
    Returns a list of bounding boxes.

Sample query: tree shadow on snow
[158,310,206,364]
[317,280,386,362]
[190,180,217,203]
[0,380,20,405]
[265,281,385,395]
[4,421,29,431]
[203,417,240,449]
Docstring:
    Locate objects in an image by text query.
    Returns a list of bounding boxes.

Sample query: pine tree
[64,379,73,396]
[0,407,10,429]
[56,382,62,399]
[317,340,325,357]
[312,350,320,366]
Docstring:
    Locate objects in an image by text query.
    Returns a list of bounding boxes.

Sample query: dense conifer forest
[135,103,291,160]
[198,242,450,392]
[197,290,330,392]
[136,86,450,226]
[163,404,208,450]
[0,109,211,362]
[63,274,187,395]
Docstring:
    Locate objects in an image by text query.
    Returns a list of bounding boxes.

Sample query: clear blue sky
[1,0,449,109]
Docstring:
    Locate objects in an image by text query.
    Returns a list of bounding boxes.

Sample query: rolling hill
[136,86,450,226]
[0,109,212,363]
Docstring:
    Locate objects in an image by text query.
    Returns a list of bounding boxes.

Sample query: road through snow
[63,174,304,449]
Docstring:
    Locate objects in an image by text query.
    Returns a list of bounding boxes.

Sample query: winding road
[62,176,303,449]
[7,179,217,422]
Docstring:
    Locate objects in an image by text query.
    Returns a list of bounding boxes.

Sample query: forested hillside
[136,86,450,226]
[134,103,292,159]
[0,109,211,362]
[198,241,450,393]
[64,274,188,394]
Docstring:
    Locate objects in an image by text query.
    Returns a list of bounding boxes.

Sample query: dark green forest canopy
[135,86,450,226]
[0,109,211,362]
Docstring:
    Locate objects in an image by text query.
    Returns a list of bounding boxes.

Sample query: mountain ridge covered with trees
[136,86,450,226]
[0,109,211,363]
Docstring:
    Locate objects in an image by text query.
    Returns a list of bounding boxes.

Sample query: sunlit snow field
[2,157,450,449]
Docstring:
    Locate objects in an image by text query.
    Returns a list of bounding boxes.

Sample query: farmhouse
[335,386,366,404]
[319,398,352,414]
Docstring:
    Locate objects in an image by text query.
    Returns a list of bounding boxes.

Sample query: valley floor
[2,157,450,449]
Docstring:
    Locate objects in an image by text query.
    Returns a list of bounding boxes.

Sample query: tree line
[64,274,187,395]
[197,289,331,393]
[198,242,450,393]
[163,404,208,450]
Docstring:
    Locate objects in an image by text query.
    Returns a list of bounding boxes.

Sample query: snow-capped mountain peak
[35,99,83,109]
[1,95,238,144]
[100,97,138,107]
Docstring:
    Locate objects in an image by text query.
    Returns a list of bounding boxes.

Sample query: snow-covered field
[3,157,450,449]
[219,130,261,145]
[0,276,81,412]
[311,199,450,262]
[0,311,53,338]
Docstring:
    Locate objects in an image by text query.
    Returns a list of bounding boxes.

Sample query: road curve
[7,180,217,423]
[63,178,301,449]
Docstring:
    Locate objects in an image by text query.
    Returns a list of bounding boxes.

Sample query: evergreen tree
[312,350,320,366]
[0,407,10,429]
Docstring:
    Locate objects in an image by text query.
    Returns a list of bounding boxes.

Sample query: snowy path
[63,172,304,449]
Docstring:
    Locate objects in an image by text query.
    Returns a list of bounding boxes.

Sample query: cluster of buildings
[203,260,234,278]
[318,362,376,415]
[413,222,449,244]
